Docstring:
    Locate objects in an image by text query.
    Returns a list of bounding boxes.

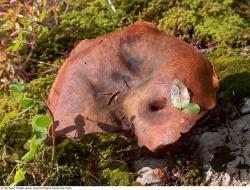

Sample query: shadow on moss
[219,72,250,103]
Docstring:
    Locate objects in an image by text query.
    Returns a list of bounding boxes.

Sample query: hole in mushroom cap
[149,97,167,112]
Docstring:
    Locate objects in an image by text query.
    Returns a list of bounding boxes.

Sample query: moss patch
[135,0,250,47]
[219,72,250,103]
[35,0,130,61]
[33,0,250,62]
[0,77,54,149]
[0,75,138,185]
[206,48,250,103]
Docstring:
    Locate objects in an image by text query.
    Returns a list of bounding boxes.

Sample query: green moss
[181,168,205,186]
[158,8,197,41]
[219,72,250,103]
[173,155,205,186]
[35,0,129,61]
[113,0,150,20]
[139,0,176,22]
[0,77,54,150]
[50,134,137,185]
[0,90,32,150]
[101,166,134,186]
[0,75,138,186]
[34,0,250,62]
[1,132,137,185]
[150,0,250,47]
[208,54,250,79]
[206,49,250,103]
[25,76,55,101]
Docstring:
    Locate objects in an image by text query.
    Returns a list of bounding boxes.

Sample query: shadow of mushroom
[56,114,86,139]
[219,72,250,103]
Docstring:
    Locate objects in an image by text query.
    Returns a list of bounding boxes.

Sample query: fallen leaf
[170,79,190,109]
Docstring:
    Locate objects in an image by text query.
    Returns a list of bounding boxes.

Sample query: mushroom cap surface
[48,22,219,151]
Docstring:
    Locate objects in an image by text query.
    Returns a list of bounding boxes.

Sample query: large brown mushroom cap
[48,22,219,152]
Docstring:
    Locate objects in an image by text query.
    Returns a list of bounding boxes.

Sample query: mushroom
[48,22,219,152]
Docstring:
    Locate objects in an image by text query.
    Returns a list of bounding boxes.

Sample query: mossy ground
[205,47,250,103]
[0,0,249,186]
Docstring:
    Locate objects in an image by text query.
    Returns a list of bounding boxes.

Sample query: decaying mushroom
[48,22,219,152]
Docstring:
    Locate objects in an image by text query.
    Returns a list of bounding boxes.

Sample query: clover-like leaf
[31,115,52,139]
[184,103,201,115]
[20,98,34,109]
[31,115,52,129]
[10,81,25,94]
[171,79,190,109]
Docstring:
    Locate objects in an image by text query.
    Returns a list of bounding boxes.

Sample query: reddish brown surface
[48,22,219,152]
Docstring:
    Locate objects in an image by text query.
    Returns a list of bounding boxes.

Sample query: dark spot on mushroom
[149,98,167,112]
[111,71,121,81]
[119,51,142,75]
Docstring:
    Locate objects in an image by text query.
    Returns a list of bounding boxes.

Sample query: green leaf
[31,115,52,129]
[34,131,47,145]
[170,79,190,109]
[10,32,24,52]
[39,0,47,22]
[10,81,25,94]
[31,115,53,145]
[31,115,52,141]
[11,167,26,186]
[0,111,17,127]
[22,135,37,163]
[184,103,201,115]
[20,98,34,109]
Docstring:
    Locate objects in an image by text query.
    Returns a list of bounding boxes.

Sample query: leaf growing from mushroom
[184,103,201,115]
[171,79,190,109]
